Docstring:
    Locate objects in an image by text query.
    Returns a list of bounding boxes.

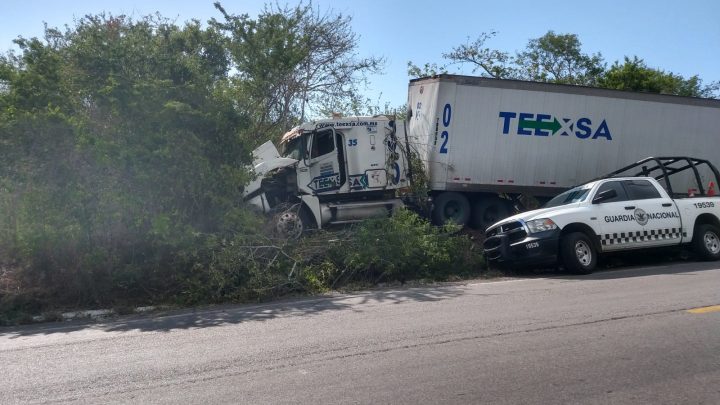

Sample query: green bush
[168,209,484,307]
[297,209,484,288]
[0,12,484,323]
[0,15,255,318]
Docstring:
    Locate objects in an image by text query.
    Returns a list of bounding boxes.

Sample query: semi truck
[243,75,720,236]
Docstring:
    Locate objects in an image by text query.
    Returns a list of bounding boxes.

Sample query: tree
[514,31,604,85]
[598,56,719,98]
[212,2,384,141]
[0,13,255,307]
[441,31,515,79]
[410,31,604,86]
[0,3,391,312]
[409,31,718,98]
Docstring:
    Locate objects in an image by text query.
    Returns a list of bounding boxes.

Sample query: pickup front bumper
[483,224,560,268]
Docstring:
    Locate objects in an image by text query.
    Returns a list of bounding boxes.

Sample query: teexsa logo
[498,111,613,140]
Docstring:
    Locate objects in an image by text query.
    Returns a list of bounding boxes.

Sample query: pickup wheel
[432,192,471,226]
[560,232,597,274]
[693,224,720,261]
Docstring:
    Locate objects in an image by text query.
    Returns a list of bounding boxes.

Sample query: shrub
[296,209,483,287]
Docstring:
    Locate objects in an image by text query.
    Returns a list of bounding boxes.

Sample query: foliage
[441,31,514,79]
[414,30,603,86]
[142,209,483,310]
[211,1,384,144]
[409,30,717,98]
[598,56,719,97]
[298,210,482,288]
[0,13,255,315]
[514,31,604,85]
[406,61,449,79]
[0,6,478,324]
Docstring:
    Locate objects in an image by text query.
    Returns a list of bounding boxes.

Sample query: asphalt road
[2,261,720,404]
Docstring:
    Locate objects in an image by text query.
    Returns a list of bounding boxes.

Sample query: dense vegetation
[1,4,716,324]
[0,4,481,324]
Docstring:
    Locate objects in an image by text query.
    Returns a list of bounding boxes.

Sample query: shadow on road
[556,260,719,280]
[506,247,719,281]
[0,285,466,337]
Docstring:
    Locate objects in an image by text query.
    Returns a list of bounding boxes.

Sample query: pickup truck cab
[483,157,720,274]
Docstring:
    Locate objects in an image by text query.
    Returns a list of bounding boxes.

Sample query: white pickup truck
[483,157,720,274]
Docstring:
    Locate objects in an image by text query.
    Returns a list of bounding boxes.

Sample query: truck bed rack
[598,156,720,197]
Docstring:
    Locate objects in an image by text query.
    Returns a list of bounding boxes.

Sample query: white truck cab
[483,157,720,273]
[243,116,408,237]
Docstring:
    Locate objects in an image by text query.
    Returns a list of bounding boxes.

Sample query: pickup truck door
[621,179,682,248]
[595,180,644,251]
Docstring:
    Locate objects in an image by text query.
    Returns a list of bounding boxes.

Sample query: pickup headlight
[526,218,558,233]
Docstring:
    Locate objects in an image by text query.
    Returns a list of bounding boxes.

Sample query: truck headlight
[526,218,558,233]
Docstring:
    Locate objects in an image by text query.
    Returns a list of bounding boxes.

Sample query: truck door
[621,179,682,247]
[305,128,346,194]
[594,180,642,251]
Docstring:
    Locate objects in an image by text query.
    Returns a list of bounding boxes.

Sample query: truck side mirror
[592,189,617,204]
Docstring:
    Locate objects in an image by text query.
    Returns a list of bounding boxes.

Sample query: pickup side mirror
[592,189,617,204]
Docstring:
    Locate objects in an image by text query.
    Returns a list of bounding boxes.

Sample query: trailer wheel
[560,232,596,274]
[693,224,720,261]
[432,192,471,226]
[471,197,512,230]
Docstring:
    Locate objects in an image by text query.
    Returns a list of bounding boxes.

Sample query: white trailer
[407,75,720,229]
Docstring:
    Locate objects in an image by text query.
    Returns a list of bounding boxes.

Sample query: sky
[2,0,719,108]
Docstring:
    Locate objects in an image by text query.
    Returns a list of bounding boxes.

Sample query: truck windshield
[281,137,303,160]
[543,186,591,208]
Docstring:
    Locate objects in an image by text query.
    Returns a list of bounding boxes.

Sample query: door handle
[662,203,672,207]
[624,206,635,210]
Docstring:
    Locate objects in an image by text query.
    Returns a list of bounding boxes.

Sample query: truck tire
[560,232,596,274]
[432,192,471,226]
[275,211,304,239]
[693,224,720,261]
[471,197,511,230]
[275,206,316,239]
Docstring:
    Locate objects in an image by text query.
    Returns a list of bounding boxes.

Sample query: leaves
[212,2,384,143]
[514,31,605,85]
[0,3,391,313]
[410,30,717,98]
[442,31,515,79]
[0,12,255,308]
[598,56,719,97]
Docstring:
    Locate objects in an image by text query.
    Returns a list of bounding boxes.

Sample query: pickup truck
[483,157,720,274]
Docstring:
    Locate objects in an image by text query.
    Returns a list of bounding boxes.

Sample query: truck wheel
[275,207,316,239]
[560,232,596,274]
[693,224,720,261]
[471,197,511,230]
[432,192,471,226]
[276,211,304,239]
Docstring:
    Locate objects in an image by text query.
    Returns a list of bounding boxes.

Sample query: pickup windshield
[543,186,591,208]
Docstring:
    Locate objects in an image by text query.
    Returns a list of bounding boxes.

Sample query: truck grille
[485,221,527,244]
[484,237,502,249]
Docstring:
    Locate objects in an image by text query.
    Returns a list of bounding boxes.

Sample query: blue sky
[2,0,719,108]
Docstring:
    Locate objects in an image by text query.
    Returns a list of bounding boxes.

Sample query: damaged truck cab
[243,116,408,237]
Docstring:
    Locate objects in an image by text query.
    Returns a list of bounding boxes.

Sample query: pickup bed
[483,157,720,274]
